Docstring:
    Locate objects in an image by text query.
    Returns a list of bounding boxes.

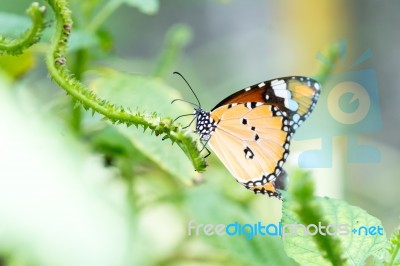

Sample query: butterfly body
[185,75,321,199]
[194,108,215,141]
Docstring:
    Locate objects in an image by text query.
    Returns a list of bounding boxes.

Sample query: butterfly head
[194,108,216,141]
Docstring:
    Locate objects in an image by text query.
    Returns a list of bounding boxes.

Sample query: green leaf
[282,196,388,266]
[122,0,159,15]
[0,76,134,266]
[185,184,297,266]
[96,29,113,52]
[67,30,99,52]
[91,72,196,183]
[0,50,35,79]
[0,12,30,38]
[87,125,138,157]
[385,228,400,265]
[281,171,345,265]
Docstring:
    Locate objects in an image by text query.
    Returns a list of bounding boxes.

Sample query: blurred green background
[0,0,399,265]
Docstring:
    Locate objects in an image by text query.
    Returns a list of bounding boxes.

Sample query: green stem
[153,24,192,78]
[86,0,122,32]
[388,243,399,266]
[0,2,46,55]
[43,0,206,172]
[69,49,88,134]
[387,230,400,266]
[314,41,341,84]
[283,171,346,266]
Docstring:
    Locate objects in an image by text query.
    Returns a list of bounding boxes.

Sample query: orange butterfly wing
[208,102,292,198]
[212,76,321,131]
[192,76,321,198]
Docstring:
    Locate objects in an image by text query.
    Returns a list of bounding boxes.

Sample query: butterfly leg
[199,142,211,158]
[203,147,211,158]
[182,116,196,129]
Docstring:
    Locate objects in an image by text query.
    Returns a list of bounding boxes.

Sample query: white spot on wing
[293,114,300,122]
[244,87,251,91]
[271,79,299,111]
[258,82,266,88]
[274,89,291,98]
[271,79,286,92]
[284,98,299,111]
[284,143,289,149]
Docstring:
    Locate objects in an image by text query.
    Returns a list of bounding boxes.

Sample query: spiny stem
[388,244,400,266]
[283,171,346,266]
[43,0,206,172]
[0,2,47,55]
[387,229,400,266]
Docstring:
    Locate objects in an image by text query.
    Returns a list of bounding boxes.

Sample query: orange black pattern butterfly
[174,73,321,199]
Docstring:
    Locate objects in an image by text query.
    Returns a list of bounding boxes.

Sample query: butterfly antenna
[171,98,199,107]
[173,71,201,108]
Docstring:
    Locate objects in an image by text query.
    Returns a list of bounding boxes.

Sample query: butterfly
[173,72,321,199]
